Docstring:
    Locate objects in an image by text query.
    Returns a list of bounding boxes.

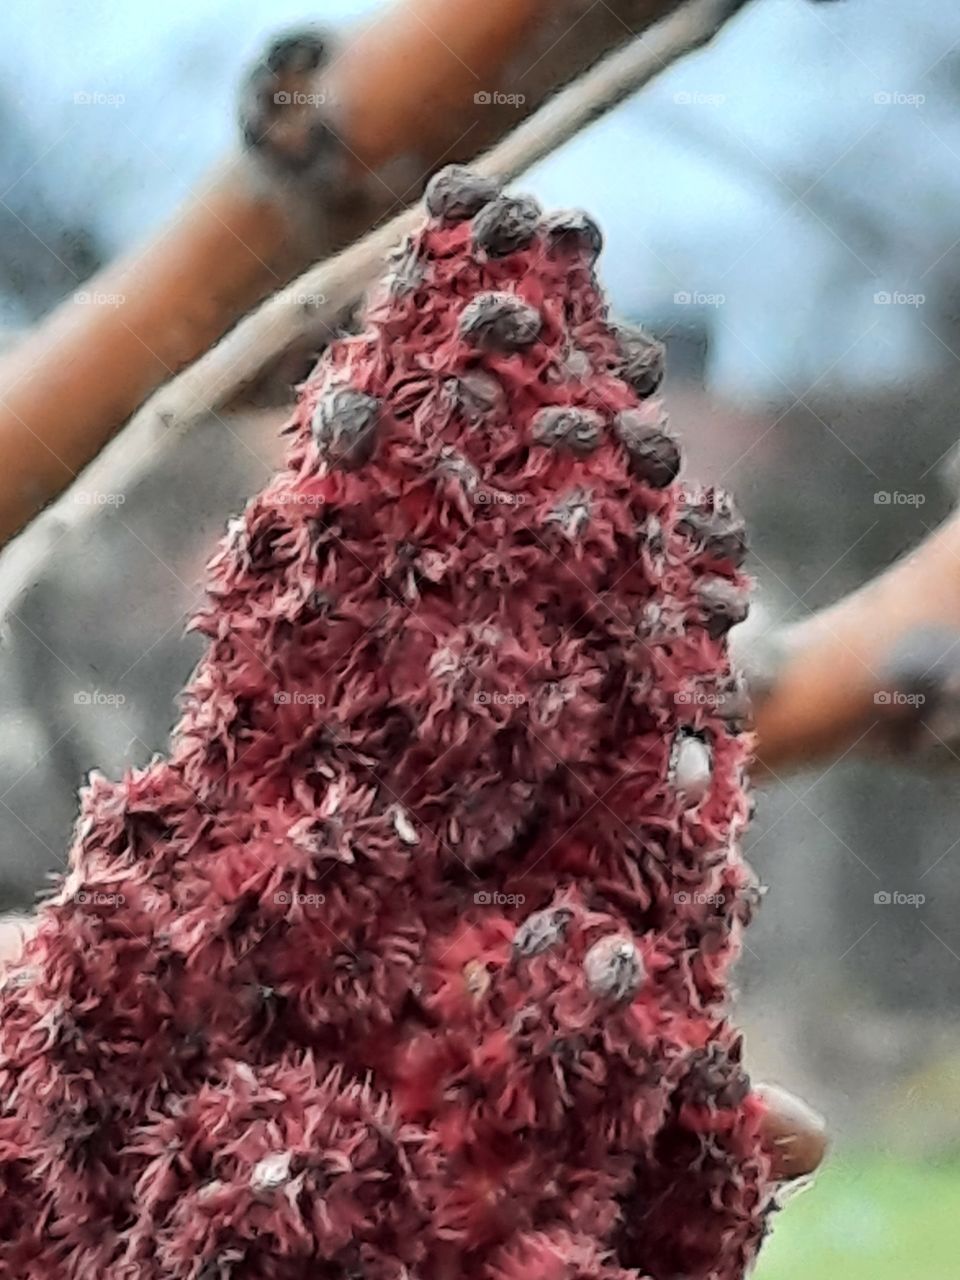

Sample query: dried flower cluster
[0,166,770,1279]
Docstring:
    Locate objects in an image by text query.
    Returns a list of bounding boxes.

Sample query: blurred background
[1,0,959,1275]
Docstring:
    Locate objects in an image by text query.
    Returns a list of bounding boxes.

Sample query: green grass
[755,1152,960,1280]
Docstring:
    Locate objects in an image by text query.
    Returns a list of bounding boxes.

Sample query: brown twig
[752,508,960,775]
[0,0,702,550]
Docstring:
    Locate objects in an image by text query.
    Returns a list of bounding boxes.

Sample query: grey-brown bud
[459,292,542,352]
[613,407,681,488]
[311,388,381,468]
[425,165,500,222]
[513,906,573,958]
[472,194,542,257]
[616,325,665,398]
[543,209,603,263]
[531,406,603,456]
[677,494,747,567]
[698,577,750,639]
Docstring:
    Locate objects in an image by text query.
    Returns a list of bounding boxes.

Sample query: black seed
[613,407,681,488]
[472,194,542,257]
[678,493,748,567]
[425,164,500,222]
[311,388,381,468]
[459,292,541,351]
[698,577,750,639]
[616,325,665,397]
[543,209,603,263]
[531,406,603,456]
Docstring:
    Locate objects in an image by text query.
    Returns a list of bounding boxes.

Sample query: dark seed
[531,406,603,456]
[583,934,644,1002]
[698,577,750,639]
[613,406,681,488]
[472,194,542,257]
[263,28,329,75]
[513,906,573,958]
[543,209,603,263]
[459,292,541,352]
[425,164,500,222]
[616,324,665,398]
[311,388,381,468]
[678,492,748,567]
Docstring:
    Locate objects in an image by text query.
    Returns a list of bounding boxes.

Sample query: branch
[0,0,702,550]
[752,508,960,776]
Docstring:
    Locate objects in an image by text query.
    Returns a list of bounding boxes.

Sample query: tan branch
[752,508,960,776]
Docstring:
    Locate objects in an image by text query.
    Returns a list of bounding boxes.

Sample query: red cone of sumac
[0,166,773,1279]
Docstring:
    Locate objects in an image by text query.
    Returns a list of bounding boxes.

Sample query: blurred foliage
[757,1151,960,1280]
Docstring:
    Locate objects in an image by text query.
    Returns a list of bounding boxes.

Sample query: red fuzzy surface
[0,184,772,1279]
